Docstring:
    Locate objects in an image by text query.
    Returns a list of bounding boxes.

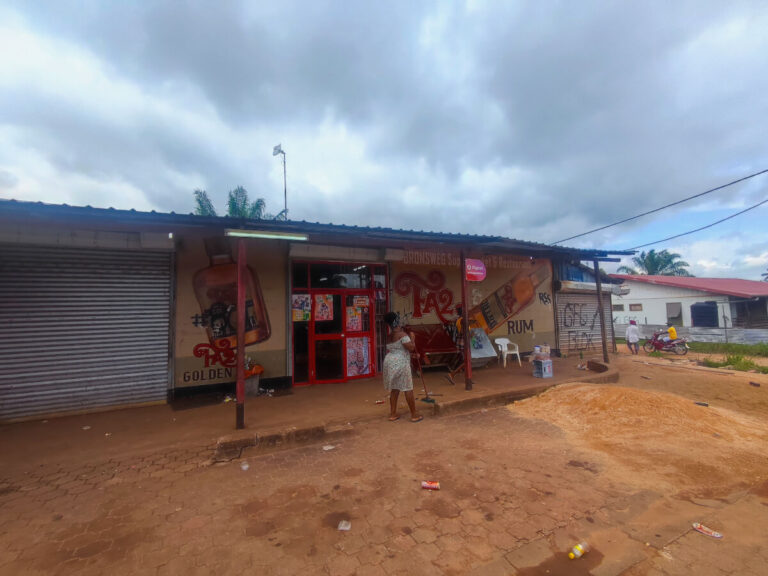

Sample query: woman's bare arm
[402,332,416,352]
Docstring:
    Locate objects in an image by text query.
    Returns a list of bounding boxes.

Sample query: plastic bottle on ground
[568,541,590,559]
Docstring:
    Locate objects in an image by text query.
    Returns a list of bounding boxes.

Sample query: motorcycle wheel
[673,343,688,355]
[643,341,654,353]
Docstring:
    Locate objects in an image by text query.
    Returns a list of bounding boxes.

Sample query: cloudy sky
[1,1,767,279]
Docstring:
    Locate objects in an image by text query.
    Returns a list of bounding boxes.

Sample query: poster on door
[346,336,371,376]
[346,306,362,331]
[291,294,311,321]
[314,294,334,321]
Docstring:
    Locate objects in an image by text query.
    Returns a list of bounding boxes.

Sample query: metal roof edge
[0,198,629,258]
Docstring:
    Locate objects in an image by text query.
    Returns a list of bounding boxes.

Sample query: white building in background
[609,275,768,330]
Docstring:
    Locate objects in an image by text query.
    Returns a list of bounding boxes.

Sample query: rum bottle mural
[193,237,271,349]
[467,261,550,334]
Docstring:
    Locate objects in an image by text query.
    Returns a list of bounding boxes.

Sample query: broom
[413,352,435,404]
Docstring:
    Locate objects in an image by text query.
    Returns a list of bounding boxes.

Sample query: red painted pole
[236,238,246,429]
[460,251,473,390]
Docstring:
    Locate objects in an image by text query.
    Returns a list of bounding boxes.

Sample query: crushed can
[421,481,440,490]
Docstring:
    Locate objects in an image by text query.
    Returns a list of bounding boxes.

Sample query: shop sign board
[465,258,486,282]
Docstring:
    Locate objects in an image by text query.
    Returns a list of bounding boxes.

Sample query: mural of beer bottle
[468,261,550,333]
[193,237,271,348]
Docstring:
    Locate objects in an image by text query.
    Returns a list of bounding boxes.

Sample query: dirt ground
[1,351,767,575]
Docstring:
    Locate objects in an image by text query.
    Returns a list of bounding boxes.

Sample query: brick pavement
[2,407,767,575]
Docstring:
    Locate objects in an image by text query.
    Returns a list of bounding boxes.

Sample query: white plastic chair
[494,338,521,368]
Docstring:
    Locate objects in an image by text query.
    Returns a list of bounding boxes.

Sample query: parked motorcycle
[643,331,689,355]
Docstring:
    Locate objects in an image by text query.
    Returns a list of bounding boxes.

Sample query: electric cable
[625,197,768,250]
[552,168,768,244]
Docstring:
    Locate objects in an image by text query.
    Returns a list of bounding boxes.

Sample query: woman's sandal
[410,415,423,423]
[388,415,400,422]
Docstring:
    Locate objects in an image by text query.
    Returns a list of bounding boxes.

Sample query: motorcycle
[643,331,689,355]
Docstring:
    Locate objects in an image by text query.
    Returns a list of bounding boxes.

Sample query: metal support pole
[282,153,288,219]
[236,238,246,429]
[593,260,609,364]
[460,251,473,390]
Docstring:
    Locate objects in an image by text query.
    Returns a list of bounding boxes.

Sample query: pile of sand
[510,384,768,494]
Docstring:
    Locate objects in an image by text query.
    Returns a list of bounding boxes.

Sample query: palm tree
[762,268,767,281]
[617,249,693,276]
[193,186,268,219]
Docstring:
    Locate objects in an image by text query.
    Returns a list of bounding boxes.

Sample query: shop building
[0,199,627,421]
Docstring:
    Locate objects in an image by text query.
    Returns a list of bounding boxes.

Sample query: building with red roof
[609,274,768,330]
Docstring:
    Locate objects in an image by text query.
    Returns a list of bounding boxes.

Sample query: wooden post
[236,238,246,429]
[593,259,609,364]
[460,251,473,390]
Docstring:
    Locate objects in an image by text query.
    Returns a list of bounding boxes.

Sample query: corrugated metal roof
[610,274,768,298]
[0,198,631,259]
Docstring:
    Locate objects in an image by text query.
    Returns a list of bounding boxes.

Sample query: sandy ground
[1,352,767,575]
[512,355,768,496]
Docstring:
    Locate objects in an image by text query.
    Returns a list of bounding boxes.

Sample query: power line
[625,197,768,250]
[552,168,768,244]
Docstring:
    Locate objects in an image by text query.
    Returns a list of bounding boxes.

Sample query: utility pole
[273,144,287,219]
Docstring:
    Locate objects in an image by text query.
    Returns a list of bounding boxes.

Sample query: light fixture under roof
[225,229,308,241]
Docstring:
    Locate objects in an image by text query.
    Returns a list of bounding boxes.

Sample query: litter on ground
[693,522,723,538]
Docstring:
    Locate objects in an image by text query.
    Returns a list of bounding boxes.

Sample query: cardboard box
[533,359,553,378]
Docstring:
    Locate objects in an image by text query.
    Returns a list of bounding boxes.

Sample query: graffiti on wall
[560,302,601,350]
[394,270,456,323]
[615,315,641,325]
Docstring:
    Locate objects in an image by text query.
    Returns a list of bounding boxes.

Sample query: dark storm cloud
[9,1,427,124]
[2,0,767,269]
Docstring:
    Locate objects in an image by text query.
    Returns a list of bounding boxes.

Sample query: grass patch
[647,351,663,358]
[616,338,768,358]
[687,341,768,358]
[702,354,768,374]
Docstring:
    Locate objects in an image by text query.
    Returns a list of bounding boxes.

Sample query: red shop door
[309,291,374,384]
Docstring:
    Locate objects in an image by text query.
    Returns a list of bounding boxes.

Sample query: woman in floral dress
[382,312,422,422]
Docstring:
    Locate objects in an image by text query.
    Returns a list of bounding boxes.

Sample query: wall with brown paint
[391,254,555,353]
[174,231,287,388]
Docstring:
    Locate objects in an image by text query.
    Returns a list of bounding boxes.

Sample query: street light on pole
[272,144,287,220]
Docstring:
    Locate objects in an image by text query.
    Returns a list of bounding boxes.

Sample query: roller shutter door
[0,245,172,421]
[556,292,615,354]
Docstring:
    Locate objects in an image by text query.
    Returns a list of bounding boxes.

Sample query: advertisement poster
[392,256,554,352]
[314,294,334,321]
[346,336,370,376]
[346,306,362,331]
[291,294,311,322]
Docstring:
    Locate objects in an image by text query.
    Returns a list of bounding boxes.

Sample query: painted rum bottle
[468,261,550,333]
[193,237,271,349]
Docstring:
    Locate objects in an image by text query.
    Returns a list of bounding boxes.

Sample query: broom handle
[414,351,429,399]
[407,327,430,399]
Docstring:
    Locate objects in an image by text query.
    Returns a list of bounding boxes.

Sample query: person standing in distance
[382,312,423,422]
[625,320,640,355]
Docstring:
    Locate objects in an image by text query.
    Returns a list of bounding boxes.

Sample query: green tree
[193,189,218,216]
[617,249,694,276]
[193,186,269,219]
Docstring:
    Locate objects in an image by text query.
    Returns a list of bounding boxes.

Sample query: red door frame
[291,261,388,386]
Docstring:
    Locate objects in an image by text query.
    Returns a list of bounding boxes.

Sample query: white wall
[612,281,731,328]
